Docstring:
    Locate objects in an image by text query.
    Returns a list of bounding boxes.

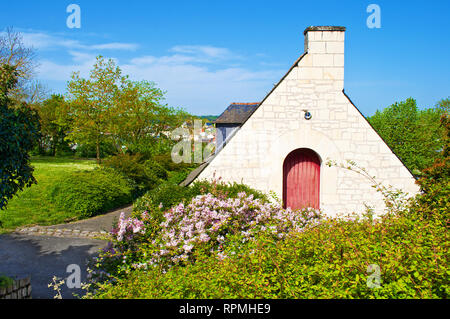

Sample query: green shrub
[152,153,196,172]
[167,170,190,184]
[49,167,133,219]
[134,179,269,215]
[102,154,161,196]
[188,179,269,203]
[134,182,189,213]
[0,275,14,288]
[143,159,168,180]
[413,114,449,222]
[91,210,448,299]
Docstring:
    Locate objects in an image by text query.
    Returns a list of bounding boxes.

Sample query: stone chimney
[303,26,346,89]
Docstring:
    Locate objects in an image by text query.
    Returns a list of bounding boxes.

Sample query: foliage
[152,153,196,173]
[66,56,125,163]
[91,209,448,299]
[133,178,269,218]
[102,154,162,196]
[0,274,14,288]
[33,94,72,156]
[144,159,168,180]
[86,189,321,287]
[49,167,133,219]
[65,56,191,163]
[167,170,191,185]
[0,64,41,210]
[133,182,186,217]
[86,159,449,299]
[111,80,191,157]
[0,27,46,104]
[368,97,447,173]
[74,140,116,159]
[413,113,449,222]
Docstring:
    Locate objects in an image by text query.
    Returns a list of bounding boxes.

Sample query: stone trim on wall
[0,277,32,299]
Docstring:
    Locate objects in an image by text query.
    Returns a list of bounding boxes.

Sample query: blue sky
[1,0,449,116]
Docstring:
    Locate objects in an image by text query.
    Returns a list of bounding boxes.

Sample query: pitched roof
[214,102,259,124]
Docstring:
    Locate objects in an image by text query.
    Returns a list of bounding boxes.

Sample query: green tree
[34,94,71,156]
[66,56,191,161]
[112,80,192,156]
[368,98,446,173]
[0,64,40,210]
[66,56,125,163]
[413,112,449,221]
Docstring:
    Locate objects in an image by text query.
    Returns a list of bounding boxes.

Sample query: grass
[0,274,14,288]
[0,156,98,233]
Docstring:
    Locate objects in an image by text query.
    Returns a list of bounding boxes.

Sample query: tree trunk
[52,136,56,156]
[96,140,101,164]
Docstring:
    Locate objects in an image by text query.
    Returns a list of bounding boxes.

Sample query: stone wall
[196,26,419,217]
[0,277,32,299]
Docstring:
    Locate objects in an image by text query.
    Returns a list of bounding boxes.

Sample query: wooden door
[283,148,320,210]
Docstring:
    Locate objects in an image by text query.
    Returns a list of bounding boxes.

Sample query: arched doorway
[283,148,320,210]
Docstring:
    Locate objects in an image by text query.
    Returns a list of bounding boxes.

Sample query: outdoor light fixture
[303,110,312,120]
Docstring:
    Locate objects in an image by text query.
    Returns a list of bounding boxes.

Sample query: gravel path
[0,205,133,299]
[14,205,133,239]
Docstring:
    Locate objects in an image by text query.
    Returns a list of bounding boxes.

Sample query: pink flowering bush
[91,190,321,280]
[150,192,321,266]
[110,212,146,242]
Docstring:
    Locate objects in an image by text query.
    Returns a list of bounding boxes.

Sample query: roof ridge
[229,102,260,105]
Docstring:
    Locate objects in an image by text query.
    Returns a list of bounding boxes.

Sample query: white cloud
[13,31,138,51]
[170,45,237,61]
[26,30,284,114]
[121,51,282,113]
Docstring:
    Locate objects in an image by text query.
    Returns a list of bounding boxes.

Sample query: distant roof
[214,103,260,124]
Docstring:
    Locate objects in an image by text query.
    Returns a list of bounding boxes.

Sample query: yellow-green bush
[91,210,448,299]
[49,167,133,219]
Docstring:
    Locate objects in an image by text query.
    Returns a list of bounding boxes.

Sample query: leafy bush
[152,153,196,172]
[91,208,448,299]
[1,65,41,209]
[85,160,449,299]
[134,182,188,213]
[86,190,321,288]
[167,170,190,184]
[413,114,449,222]
[143,159,168,180]
[0,274,14,288]
[188,179,269,203]
[49,167,133,219]
[102,154,161,196]
[135,179,269,214]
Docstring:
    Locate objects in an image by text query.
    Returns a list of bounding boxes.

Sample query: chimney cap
[304,26,346,35]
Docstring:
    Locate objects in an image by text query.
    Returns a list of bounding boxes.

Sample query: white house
[183,26,419,216]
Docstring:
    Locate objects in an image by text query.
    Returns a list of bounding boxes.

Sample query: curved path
[0,205,132,299]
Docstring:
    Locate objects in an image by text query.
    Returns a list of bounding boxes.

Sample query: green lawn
[0,156,98,233]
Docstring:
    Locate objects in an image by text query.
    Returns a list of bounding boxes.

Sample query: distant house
[182,26,419,217]
[214,103,259,151]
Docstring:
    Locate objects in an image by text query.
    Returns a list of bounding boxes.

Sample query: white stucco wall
[196,27,419,216]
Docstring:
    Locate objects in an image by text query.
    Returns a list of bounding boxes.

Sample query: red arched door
[283,148,320,210]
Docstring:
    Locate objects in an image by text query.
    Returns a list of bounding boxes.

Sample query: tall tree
[0,64,40,210]
[35,94,71,156]
[66,56,191,161]
[66,56,125,163]
[0,27,47,104]
[368,98,446,174]
[110,79,191,154]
